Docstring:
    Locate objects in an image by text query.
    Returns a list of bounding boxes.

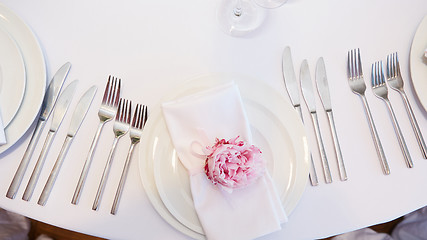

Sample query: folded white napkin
[0,102,6,145]
[162,82,287,240]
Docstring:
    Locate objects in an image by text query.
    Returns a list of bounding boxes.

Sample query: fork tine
[132,104,139,128]
[116,98,123,121]
[142,105,148,127]
[108,77,117,106]
[379,61,385,84]
[357,48,363,77]
[347,50,352,79]
[102,76,111,104]
[114,79,121,107]
[394,52,401,78]
[127,101,132,124]
[386,54,391,79]
[371,62,377,86]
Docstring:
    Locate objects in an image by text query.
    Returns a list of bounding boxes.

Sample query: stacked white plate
[0,3,46,154]
[410,15,427,112]
[139,74,310,239]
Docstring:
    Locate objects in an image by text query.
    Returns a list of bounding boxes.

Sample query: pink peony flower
[204,136,265,190]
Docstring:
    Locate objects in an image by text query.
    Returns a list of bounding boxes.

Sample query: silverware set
[347,48,426,174]
[6,62,98,204]
[6,72,148,214]
[282,47,347,185]
[70,76,149,214]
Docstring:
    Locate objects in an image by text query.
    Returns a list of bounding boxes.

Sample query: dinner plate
[0,26,26,127]
[0,3,46,154]
[140,74,309,238]
[410,15,427,112]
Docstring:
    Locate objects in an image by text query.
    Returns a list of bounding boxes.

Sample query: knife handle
[72,121,105,205]
[361,95,390,175]
[326,111,347,181]
[310,112,332,183]
[38,135,73,206]
[295,105,319,186]
[7,119,46,199]
[23,130,55,201]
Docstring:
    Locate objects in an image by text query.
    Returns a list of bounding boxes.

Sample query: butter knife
[38,86,97,206]
[7,62,71,199]
[300,59,332,183]
[315,58,348,181]
[22,80,78,201]
[282,47,318,186]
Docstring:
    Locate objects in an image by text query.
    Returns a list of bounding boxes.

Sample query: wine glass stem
[234,0,242,17]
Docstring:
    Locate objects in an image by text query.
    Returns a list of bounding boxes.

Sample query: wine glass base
[217,0,265,37]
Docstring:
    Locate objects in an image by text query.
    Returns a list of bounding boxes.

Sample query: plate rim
[410,15,427,112]
[0,2,46,154]
[0,25,26,127]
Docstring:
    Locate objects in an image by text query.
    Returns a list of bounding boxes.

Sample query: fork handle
[385,100,413,168]
[111,142,136,215]
[72,121,105,205]
[361,96,390,175]
[326,111,347,181]
[92,136,120,211]
[295,105,318,186]
[400,92,427,159]
[310,111,332,183]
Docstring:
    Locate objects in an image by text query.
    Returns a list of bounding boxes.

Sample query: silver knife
[316,57,348,181]
[7,62,72,199]
[282,47,319,186]
[22,80,79,201]
[300,59,332,183]
[38,85,97,206]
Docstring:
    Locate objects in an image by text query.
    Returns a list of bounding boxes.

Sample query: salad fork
[347,49,390,175]
[111,104,148,215]
[93,98,131,211]
[371,61,413,168]
[72,76,121,205]
[386,52,427,159]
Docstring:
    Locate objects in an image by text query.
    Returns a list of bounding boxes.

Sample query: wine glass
[217,0,265,37]
[254,0,288,8]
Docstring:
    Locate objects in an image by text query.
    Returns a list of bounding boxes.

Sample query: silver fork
[347,49,390,175]
[386,52,427,159]
[371,61,413,168]
[72,76,121,205]
[92,98,131,211]
[111,104,148,215]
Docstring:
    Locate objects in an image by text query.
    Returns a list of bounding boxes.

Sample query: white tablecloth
[0,0,427,239]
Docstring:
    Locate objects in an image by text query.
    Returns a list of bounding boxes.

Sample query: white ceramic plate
[0,3,46,154]
[0,26,26,127]
[140,74,309,238]
[410,15,427,112]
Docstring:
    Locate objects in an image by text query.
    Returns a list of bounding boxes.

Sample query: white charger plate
[0,26,26,127]
[140,74,309,238]
[0,3,46,154]
[410,15,427,111]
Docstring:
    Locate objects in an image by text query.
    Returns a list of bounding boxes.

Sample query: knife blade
[282,47,319,186]
[300,60,316,113]
[315,57,332,111]
[38,85,97,206]
[300,59,332,183]
[67,85,97,137]
[7,62,72,199]
[22,80,78,201]
[282,46,300,108]
[315,57,348,181]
